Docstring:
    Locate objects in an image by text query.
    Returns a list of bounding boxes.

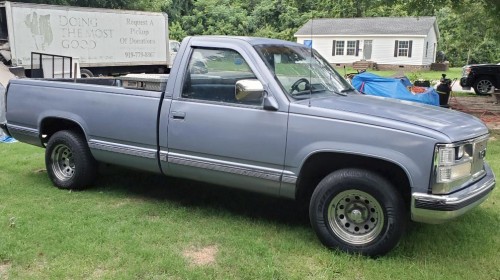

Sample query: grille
[471,138,487,176]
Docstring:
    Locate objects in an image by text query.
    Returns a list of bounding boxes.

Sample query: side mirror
[235,79,264,103]
[263,95,279,111]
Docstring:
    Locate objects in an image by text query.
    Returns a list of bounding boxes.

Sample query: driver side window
[181,48,262,105]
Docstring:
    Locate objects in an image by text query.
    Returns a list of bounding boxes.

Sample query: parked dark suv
[460,64,500,95]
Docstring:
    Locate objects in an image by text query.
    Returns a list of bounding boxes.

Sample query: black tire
[80,68,94,78]
[309,168,406,256]
[45,130,97,190]
[473,77,494,95]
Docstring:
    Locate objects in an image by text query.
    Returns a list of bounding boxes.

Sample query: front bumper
[460,77,473,88]
[411,164,495,224]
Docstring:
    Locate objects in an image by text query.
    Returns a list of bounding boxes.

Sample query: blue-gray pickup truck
[1,36,495,256]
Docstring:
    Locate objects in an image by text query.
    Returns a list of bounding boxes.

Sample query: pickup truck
[1,36,495,256]
[460,64,500,95]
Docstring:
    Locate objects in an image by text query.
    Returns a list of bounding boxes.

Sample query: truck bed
[6,78,164,172]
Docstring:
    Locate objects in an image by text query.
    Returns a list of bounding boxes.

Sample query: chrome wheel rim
[51,144,75,181]
[328,190,384,245]
[477,80,493,94]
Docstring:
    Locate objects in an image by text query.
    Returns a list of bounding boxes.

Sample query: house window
[425,42,429,58]
[394,40,413,58]
[398,41,409,57]
[335,41,344,55]
[346,41,356,56]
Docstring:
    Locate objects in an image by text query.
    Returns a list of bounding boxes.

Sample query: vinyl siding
[297,34,431,66]
[422,26,438,65]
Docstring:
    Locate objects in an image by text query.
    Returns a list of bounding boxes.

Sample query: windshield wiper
[340,88,356,94]
[332,89,347,96]
[292,88,347,98]
[291,88,327,96]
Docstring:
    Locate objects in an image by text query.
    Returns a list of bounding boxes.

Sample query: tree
[436,1,499,65]
[179,0,251,36]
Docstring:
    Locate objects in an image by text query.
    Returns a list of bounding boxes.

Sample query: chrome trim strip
[8,124,38,137]
[280,174,297,199]
[88,140,157,159]
[281,175,297,184]
[159,151,168,162]
[168,153,282,182]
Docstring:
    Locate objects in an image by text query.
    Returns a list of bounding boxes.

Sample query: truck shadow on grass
[35,163,497,258]
[91,164,310,227]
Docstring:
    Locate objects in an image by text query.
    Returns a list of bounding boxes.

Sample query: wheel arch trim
[38,111,90,142]
[291,148,418,201]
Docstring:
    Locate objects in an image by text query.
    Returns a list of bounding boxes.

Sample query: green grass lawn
[1,136,499,279]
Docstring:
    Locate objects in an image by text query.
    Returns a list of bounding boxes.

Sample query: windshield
[254,44,355,99]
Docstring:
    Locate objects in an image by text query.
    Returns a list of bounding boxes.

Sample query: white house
[294,17,439,70]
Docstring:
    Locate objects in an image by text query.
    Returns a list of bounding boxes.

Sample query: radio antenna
[308,15,313,107]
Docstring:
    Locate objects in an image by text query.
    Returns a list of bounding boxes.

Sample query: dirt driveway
[448,93,500,130]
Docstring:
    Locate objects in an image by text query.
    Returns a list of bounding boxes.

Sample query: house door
[363,40,373,60]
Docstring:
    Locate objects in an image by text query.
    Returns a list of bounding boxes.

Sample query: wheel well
[295,152,411,208]
[40,118,86,145]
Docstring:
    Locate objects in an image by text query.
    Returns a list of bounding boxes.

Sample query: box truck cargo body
[0,1,174,77]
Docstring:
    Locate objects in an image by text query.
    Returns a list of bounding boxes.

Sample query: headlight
[432,136,489,194]
[457,145,464,159]
[433,143,473,192]
[462,67,471,77]
[436,162,471,183]
[438,147,455,165]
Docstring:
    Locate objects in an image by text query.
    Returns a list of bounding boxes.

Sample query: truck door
[166,47,288,196]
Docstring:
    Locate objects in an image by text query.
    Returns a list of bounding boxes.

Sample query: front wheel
[309,169,406,256]
[45,130,97,190]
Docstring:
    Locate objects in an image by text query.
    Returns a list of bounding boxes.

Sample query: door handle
[171,111,186,120]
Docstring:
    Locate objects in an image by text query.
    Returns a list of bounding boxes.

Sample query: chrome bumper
[411,164,495,224]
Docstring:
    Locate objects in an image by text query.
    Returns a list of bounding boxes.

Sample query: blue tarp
[351,72,440,106]
[0,135,17,143]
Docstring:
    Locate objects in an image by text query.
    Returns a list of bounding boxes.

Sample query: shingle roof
[294,17,437,36]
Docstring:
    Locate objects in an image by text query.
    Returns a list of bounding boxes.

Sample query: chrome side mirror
[235,79,264,103]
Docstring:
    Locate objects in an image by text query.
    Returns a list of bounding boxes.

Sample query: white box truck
[0,1,177,77]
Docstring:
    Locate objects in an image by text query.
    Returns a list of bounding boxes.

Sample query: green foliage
[179,0,252,36]
[168,21,187,41]
[436,1,500,66]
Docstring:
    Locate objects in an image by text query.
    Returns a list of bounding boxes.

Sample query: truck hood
[291,94,488,141]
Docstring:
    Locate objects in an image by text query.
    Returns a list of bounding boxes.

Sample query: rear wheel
[309,168,406,256]
[473,77,494,95]
[45,130,97,189]
[80,68,94,78]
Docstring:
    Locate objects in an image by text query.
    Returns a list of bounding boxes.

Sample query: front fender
[284,114,438,195]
